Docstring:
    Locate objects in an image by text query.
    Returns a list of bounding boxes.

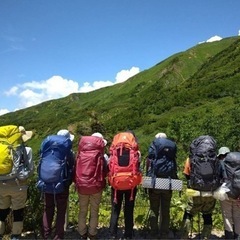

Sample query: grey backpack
[189,135,220,191]
[222,152,240,199]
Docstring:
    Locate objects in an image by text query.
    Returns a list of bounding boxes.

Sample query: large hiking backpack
[189,135,220,191]
[222,152,240,199]
[147,137,177,188]
[108,132,142,202]
[0,125,31,180]
[37,135,73,194]
[75,135,106,195]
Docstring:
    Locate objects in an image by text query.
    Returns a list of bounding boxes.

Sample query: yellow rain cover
[0,125,22,175]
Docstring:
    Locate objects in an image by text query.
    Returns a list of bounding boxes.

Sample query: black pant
[109,188,137,238]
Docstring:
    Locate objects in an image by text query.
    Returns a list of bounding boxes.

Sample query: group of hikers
[0,125,240,240]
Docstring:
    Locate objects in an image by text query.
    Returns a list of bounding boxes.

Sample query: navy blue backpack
[37,135,73,194]
[147,138,177,188]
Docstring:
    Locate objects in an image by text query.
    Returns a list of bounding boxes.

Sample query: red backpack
[75,136,106,195]
[108,132,142,202]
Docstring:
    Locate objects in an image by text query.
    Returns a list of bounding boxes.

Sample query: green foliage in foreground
[23,179,224,235]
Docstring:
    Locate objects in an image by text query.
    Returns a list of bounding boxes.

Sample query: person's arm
[103,153,109,176]
[25,147,34,176]
[183,158,191,184]
[146,143,156,176]
[148,143,156,161]
[66,151,75,185]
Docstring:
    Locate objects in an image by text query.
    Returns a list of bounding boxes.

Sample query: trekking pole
[64,197,69,231]
[198,212,201,240]
[143,207,151,239]
[159,198,162,233]
[189,214,194,239]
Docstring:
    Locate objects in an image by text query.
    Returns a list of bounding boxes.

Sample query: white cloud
[0,66,140,115]
[79,81,113,93]
[206,35,222,42]
[198,35,222,44]
[5,86,18,96]
[0,109,10,115]
[115,67,140,83]
[238,30,240,36]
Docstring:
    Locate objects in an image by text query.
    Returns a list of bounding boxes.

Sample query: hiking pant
[181,195,216,238]
[109,188,137,239]
[148,189,172,235]
[0,178,28,236]
[42,188,69,240]
[185,195,216,216]
[77,191,102,237]
[220,198,240,235]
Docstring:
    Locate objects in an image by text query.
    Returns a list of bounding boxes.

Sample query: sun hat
[217,147,230,157]
[155,132,167,139]
[19,126,33,142]
[57,129,75,141]
[92,132,107,146]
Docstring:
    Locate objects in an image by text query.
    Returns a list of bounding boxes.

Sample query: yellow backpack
[0,125,23,175]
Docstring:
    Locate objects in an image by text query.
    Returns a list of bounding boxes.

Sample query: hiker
[38,129,75,240]
[74,132,108,239]
[0,125,34,240]
[218,147,240,239]
[108,131,142,239]
[146,132,178,239]
[180,135,219,239]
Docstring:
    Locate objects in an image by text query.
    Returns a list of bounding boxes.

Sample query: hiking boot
[225,230,234,239]
[109,235,117,240]
[160,232,169,239]
[160,231,175,239]
[11,234,21,240]
[202,225,212,240]
[123,234,132,239]
[88,233,97,239]
[79,233,88,239]
[0,221,5,237]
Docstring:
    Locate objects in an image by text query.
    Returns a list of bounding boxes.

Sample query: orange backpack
[108,132,142,202]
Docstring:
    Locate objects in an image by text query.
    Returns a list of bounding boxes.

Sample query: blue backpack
[37,135,73,194]
[147,138,178,188]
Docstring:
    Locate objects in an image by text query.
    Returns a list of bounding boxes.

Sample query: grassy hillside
[1,36,240,162]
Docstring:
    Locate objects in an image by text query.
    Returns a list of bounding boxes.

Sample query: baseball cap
[57,129,75,141]
[155,132,167,139]
[217,147,230,157]
[92,132,107,146]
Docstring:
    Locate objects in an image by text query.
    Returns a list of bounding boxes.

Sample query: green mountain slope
[1,36,240,161]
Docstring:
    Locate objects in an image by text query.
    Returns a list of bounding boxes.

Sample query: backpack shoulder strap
[220,160,228,180]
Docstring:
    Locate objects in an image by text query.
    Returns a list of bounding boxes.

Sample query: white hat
[57,129,75,141]
[217,147,230,157]
[155,132,167,139]
[19,126,33,142]
[92,132,107,146]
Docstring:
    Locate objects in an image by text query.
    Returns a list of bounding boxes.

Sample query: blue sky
[0,0,239,115]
